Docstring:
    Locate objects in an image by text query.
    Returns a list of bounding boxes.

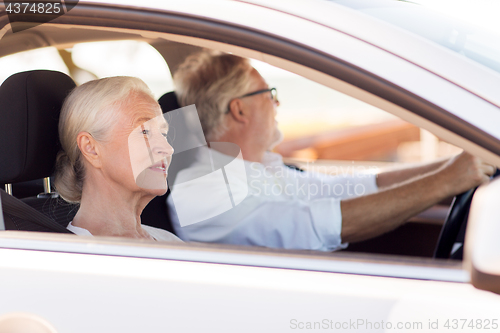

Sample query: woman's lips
[148,160,167,174]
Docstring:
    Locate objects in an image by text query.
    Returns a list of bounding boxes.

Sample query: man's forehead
[250,68,268,88]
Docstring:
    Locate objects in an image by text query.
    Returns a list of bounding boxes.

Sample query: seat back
[0,70,77,231]
[21,196,79,229]
[0,70,76,183]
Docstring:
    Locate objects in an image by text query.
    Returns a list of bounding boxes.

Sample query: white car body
[1,0,500,331]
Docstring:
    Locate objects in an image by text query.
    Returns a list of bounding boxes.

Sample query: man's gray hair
[173,51,254,141]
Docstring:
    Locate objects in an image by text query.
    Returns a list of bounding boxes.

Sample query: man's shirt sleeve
[168,194,347,251]
[167,161,377,251]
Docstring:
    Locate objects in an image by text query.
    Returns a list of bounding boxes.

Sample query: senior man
[166,51,494,251]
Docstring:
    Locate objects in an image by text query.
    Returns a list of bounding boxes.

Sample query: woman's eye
[161,133,168,139]
[142,129,149,135]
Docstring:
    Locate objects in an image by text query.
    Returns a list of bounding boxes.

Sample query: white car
[0,0,500,332]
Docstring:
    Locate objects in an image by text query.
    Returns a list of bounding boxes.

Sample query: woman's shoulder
[67,221,93,236]
[142,225,183,243]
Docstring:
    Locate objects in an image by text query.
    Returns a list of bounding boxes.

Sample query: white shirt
[167,150,378,251]
[67,221,183,243]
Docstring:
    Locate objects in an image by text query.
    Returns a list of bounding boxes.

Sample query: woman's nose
[153,140,174,157]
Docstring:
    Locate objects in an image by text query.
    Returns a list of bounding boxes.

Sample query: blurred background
[6,0,497,165]
[0,39,462,165]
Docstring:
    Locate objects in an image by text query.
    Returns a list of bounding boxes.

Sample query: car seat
[0,70,78,231]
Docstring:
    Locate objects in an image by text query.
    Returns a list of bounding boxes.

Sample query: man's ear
[76,132,102,168]
[228,99,249,124]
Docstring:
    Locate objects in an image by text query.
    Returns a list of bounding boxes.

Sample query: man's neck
[210,135,264,163]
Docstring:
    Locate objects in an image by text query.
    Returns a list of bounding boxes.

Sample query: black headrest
[0,70,76,183]
[158,91,180,113]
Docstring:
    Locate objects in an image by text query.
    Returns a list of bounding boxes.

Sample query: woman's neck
[71,175,153,239]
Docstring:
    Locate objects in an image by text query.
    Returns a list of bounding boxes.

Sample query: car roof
[31,0,498,111]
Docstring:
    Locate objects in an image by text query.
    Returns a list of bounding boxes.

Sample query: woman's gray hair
[173,51,254,141]
[54,76,157,203]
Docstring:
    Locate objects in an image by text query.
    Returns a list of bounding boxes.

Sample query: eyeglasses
[226,87,278,113]
[239,87,278,103]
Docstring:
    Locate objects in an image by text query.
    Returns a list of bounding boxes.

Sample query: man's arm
[341,152,494,243]
[376,157,450,188]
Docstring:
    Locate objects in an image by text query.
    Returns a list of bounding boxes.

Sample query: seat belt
[0,189,73,233]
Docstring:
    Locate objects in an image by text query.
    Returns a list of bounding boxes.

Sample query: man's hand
[341,152,496,244]
[439,152,496,195]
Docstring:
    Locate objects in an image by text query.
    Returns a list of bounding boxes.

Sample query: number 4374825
[6,2,62,14]
[444,319,498,330]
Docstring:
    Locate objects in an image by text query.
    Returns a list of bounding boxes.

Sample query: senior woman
[54,76,181,242]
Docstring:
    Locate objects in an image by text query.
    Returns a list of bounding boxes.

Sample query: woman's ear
[228,99,249,124]
[76,132,102,168]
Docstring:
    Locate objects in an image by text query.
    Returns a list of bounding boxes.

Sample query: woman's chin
[145,186,169,197]
[135,168,168,194]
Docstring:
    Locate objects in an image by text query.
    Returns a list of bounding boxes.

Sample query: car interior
[0,22,471,261]
[0,69,181,234]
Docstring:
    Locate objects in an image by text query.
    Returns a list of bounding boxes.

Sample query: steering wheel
[434,169,500,259]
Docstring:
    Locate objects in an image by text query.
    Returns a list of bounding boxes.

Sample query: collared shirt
[167,150,378,251]
[67,221,183,242]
